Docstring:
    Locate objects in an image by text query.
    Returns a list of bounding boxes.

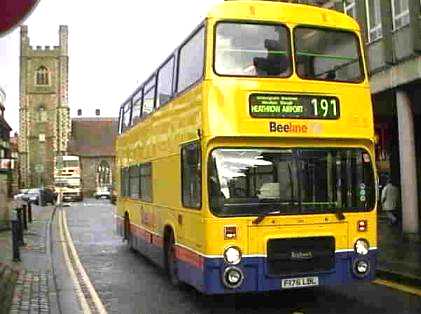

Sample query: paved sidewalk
[377,213,421,287]
[0,204,57,314]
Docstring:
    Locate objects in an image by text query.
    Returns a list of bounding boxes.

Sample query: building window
[343,0,356,18]
[365,0,382,42]
[35,66,49,85]
[181,141,201,209]
[39,134,45,142]
[391,0,410,30]
[38,105,47,122]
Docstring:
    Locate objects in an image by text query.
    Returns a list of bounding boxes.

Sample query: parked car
[27,188,56,206]
[94,186,111,199]
[13,189,30,201]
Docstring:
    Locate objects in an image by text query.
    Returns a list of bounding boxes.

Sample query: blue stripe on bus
[116,217,377,294]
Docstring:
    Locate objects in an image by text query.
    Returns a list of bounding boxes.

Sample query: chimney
[77,109,82,116]
[95,109,100,116]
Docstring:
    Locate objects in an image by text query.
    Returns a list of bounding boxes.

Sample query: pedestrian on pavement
[381,178,400,225]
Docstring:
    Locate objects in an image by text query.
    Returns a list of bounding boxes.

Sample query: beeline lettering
[269,121,308,133]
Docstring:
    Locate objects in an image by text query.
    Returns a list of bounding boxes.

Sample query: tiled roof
[68,117,118,157]
[0,117,11,132]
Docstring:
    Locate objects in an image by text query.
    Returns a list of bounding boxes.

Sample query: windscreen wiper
[252,208,281,225]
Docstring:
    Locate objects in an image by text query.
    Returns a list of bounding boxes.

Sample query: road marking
[58,209,92,313]
[62,209,108,314]
[373,279,421,297]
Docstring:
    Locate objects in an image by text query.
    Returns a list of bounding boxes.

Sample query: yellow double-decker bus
[116,0,377,294]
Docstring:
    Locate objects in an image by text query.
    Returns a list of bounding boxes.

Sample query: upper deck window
[214,22,291,77]
[391,0,409,30]
[343,0,356,19]
[122,101,132,131]
[294,27,364,83]
[365,0,382,42]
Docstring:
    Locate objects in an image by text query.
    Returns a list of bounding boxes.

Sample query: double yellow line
[373,279,421,297]
[58,208,108,314]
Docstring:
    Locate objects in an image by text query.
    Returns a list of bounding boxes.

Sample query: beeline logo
[269,121,308,133]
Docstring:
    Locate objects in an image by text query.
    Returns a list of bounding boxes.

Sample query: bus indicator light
[357,220,367,232]
[224,226,237,240]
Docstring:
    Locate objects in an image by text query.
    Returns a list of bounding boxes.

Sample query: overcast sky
[0,0,221,132]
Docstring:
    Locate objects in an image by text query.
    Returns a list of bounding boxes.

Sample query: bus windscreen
[209,148,375,217]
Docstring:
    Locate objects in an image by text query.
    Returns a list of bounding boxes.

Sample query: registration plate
[281,276,319,289]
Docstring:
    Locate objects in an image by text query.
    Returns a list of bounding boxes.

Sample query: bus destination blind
[249,94,340,119]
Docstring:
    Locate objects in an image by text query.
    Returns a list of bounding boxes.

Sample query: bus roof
[207,0,360,31]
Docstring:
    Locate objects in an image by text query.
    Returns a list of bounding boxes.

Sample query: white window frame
[365,0,383,43]
[344,0,356,18]
[391,0,410,30]
[38,134,45,142]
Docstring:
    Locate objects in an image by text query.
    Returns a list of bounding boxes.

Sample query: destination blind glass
[249,94,340,119]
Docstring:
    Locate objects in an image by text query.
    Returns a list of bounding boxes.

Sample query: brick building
[0,87,12,229]
[68,117,118,197]
[18,25,71,188]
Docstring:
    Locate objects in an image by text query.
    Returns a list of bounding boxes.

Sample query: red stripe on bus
[175,246,204,270]
[116,216,203,268]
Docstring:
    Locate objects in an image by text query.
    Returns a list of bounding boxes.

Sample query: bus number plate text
[281,276,319,289]
[249,94,340,119]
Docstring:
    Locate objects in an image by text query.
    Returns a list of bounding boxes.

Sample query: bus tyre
[166,232,180,286]
[124,215,134,251]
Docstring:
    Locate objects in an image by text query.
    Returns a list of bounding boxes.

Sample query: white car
[13,189,29,201]
[94,186,111,199]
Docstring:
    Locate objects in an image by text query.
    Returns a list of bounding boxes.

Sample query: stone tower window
[35,66,49,85]
[38,105,47,122]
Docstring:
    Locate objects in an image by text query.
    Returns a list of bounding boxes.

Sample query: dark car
[27,187,56,206]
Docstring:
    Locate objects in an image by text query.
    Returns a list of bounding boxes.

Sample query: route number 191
[311,98,338,118]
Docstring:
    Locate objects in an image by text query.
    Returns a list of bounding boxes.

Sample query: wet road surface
[63,199,421,314]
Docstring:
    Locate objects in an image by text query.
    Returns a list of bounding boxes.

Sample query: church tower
[19,25,71,188]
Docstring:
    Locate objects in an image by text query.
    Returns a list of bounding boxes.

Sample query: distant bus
[54,155,83,202]
[115,0,377,294]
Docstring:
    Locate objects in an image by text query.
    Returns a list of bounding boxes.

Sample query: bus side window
[177,27,205,93]
[142,76,156,117]
[157,56,175,108]
[181,141,201,209]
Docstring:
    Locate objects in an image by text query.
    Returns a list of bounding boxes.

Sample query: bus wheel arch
[164,225,180,286]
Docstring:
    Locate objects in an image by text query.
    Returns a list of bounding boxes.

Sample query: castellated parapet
[19,25,71,188]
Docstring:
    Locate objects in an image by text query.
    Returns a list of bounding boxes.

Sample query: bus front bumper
[176,249,377,295]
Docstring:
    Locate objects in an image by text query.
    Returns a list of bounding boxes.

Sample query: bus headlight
[354,239,369,255]
[224,246,242,265]
[222,266,244,289]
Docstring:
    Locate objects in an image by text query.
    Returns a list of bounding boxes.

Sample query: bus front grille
[267,236,335,276]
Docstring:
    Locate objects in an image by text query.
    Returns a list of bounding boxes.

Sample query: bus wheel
[165,232,180,286]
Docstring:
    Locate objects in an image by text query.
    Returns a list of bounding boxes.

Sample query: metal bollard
[11,211,21,262]
[15,207,25,246]
[22,204,28,230]
[27,201,32,223]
